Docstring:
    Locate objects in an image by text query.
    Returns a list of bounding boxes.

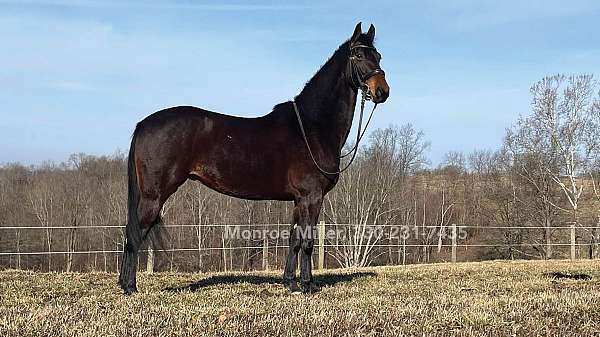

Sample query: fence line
[0,243,593,257]
[1,222,597,264]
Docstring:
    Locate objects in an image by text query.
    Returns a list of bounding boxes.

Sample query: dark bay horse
[118,23,389,294]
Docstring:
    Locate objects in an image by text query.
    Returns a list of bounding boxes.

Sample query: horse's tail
[119,128,142,293]
[126,128,143,250]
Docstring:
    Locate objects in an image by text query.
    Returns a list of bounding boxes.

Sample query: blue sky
[1,0,599,165]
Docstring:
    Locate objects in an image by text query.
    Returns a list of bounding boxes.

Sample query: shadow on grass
[163,271,377,292]
[544,271,592,280]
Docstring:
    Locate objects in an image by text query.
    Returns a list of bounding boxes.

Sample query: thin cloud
[52,80,94,92]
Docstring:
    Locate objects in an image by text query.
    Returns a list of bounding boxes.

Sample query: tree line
[1,74,599,272]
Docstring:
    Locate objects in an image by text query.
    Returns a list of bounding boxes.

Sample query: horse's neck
[296,64,357,154]
[325,82,358,152]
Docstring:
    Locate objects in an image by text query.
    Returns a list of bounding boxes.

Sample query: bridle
[341,43,384,156]
[293,43,384,177]
[348,44,385,96]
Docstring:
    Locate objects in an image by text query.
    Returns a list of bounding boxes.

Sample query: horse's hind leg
[120,228,141,294]
[120,195,162,294]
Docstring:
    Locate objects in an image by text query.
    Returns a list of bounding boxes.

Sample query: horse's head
[348,22,389,104]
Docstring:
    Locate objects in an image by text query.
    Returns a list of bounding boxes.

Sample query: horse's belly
[189,160,291,201]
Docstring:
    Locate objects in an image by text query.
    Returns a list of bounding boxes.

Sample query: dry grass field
[1,260,600,336]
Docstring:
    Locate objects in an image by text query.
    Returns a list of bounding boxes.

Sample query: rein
[293,93,377,177]
[340,93,377,158]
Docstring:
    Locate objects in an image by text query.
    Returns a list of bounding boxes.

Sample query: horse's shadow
[163,271,377,293]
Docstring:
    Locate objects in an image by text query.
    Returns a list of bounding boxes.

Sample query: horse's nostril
[374,87,389,102]
[376,87,384,98]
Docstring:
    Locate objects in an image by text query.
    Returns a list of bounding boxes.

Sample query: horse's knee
[302,238,314,254]
[289,228,302,252]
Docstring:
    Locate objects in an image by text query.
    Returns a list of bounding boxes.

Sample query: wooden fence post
[451,224,457,263]
[146,246,154,273]
[262,237,269,271]
[570,224,576,260]
[402,236,406,265]
[318,221,325,270]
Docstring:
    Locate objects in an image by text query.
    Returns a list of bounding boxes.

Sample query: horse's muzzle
[373,86,389,103]
[366,74,389,103]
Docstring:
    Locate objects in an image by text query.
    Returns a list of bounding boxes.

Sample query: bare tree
[508,75,600,257]
[468,149,499,176]
[324,124,429,267]
[534,76,598,220]
[441,151,466,173]
[28,167,56,270]
[590,171,600,258]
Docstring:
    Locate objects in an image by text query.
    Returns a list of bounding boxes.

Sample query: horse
[118,22,389,294]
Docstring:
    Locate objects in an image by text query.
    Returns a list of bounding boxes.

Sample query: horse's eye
[355,53,363,59]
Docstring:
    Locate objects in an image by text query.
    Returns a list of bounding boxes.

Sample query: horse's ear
[366,24,375,43]
[351,22,362,43]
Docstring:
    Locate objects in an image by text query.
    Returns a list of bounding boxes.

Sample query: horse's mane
[296,40,351,100]
[272,33,374,113]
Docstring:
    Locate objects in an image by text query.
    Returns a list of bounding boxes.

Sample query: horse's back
[132,105,297,201]
[136,106,230,131]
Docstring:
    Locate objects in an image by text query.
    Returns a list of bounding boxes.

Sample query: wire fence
[1,223,598,271]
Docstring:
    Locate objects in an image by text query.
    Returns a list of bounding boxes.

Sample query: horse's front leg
[283,205,301,292]
[298,192,323,293]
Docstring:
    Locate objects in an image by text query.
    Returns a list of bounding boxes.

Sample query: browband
[350,44,377,50]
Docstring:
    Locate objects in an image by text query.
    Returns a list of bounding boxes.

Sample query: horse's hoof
[300,282,319,294]
[285,280,302,293]
[121,285,138,295]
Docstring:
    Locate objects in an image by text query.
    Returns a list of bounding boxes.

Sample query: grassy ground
[1,260,599,337]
